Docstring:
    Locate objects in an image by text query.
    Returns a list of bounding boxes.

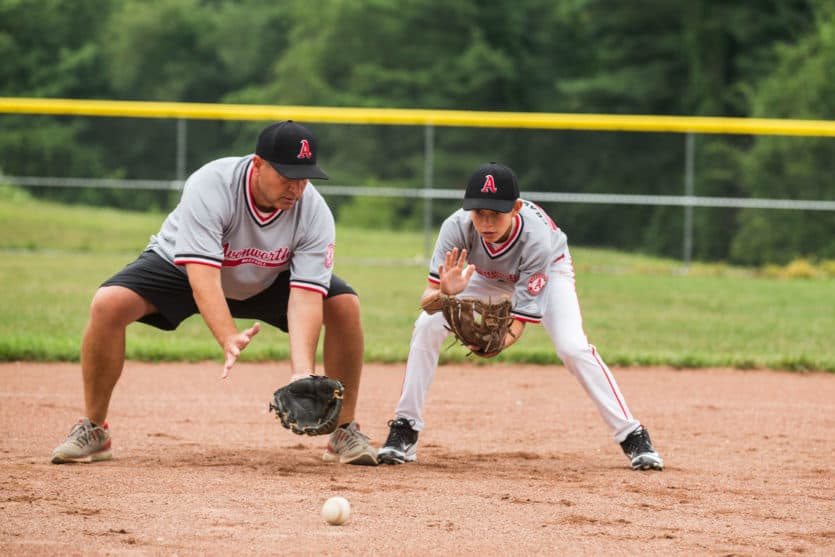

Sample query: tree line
[1,0,833,265]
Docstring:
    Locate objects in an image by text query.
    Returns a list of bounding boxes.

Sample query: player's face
[470,208,516,243]
[252,157,308,211]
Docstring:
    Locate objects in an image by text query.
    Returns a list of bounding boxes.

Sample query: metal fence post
[423,124,434,260]
[176,118,187,182]
[683,132,695,269]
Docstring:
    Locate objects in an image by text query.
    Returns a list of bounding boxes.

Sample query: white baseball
[321,496,351,525]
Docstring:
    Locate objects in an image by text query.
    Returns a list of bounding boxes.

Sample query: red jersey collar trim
[246,162,281,224]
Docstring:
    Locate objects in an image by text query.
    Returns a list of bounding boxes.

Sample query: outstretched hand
[438,247,475,295]
[222,322,261,378]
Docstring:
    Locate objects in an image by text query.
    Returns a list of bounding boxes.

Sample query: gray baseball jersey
[147,155,335,300]
[428,200,567,323]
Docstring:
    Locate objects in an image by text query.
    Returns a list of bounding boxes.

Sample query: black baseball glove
[269,375,344,436]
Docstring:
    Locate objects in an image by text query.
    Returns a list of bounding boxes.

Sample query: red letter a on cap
[297,139,313,160]
[481,174,497,193]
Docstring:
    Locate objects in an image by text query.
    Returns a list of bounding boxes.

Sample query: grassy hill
[1,186,832,371]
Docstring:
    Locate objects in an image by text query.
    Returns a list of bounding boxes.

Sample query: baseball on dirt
[321,496,351,525]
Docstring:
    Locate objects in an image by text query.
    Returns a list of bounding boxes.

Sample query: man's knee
[323,293,361,327]
[89,286,151,326]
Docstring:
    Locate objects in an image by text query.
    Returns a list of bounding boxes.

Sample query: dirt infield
[1,362,833,556]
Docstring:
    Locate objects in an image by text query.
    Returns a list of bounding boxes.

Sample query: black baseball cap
[462,162,519,213]
[255,120,329,180]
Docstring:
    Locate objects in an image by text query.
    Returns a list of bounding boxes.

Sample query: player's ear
[512,199,523,214]
[252,155,270,178]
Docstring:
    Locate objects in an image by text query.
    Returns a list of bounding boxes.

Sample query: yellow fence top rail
[2,97,835,137]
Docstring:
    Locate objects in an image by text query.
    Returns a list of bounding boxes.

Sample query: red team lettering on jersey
[222,243,291,268]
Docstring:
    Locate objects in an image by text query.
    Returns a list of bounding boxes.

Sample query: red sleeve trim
[174,258,222,269]
[290,283,328,297]
[512,313,541,324]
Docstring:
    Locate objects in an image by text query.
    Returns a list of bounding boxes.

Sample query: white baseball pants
[393,251,641,443]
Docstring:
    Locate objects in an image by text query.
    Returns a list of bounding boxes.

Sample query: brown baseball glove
[440,295,513,356]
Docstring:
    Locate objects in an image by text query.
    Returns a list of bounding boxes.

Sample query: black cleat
[620,426,664,471]
[377,418,419,465]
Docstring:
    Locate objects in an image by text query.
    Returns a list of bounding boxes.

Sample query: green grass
[1,187,833,371]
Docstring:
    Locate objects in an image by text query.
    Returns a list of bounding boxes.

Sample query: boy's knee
[411,312,450,346]
[556,341,592,363]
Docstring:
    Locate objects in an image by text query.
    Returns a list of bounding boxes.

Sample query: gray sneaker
[322,422,378,466]
[620,426,663,471]
[51,418,113,464]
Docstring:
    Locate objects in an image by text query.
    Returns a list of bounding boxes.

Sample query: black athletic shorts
[102,250,357,332]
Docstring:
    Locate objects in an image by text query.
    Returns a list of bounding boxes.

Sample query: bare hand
[438,248,475,295]
[222,322,261,378]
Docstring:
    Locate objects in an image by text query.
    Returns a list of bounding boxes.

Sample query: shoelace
[622,428,653,455]
[68,421,104,449]
[386,419,415,446]
[68,422,95,448]
[338,425,371,450]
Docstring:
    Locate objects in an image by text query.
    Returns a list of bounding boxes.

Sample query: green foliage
[0,0,112,96]
[104,0,227,101]
[0,0,833,264]
[336,196,422,230]
[731,11,835,264]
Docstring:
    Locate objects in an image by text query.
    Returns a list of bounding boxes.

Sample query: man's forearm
[287,288,324,379]
[186,264,238,347]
